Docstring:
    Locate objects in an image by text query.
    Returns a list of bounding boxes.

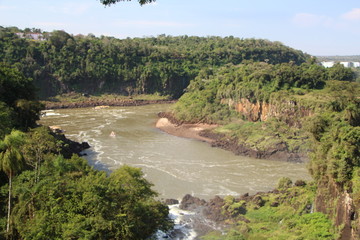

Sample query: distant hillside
[0,26,310,99]
[316,55,360,62]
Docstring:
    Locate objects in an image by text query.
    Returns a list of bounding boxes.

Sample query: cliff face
[315,176,359,240]
[222,98,313,127]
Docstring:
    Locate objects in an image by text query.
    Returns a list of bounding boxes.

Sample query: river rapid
[39,104,311,201]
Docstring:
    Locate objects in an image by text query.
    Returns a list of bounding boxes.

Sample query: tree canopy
[0,27,311,99]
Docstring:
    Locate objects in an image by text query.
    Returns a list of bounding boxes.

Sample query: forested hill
[0,26,310,99]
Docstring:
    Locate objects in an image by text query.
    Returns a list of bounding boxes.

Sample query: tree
[101,0,155,6]
[0,130,26,234]
[0,63,35,107]
[328,63,355,82]
[22,127,58,183]
[0,102,13,139]
[49,30,73,50]
[15,99,44,130]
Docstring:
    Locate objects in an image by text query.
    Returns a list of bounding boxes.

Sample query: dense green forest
[0,26,309,99]
[1,25,360,239]
[0,58,171,239]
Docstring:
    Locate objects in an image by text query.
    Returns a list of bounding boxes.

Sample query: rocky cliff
[315,176,360,240]
[222,98,313,127]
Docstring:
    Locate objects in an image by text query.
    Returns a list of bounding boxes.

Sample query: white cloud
[292,13,333,27]
[342,8,360,21]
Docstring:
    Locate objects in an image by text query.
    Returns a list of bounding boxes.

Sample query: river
[39,104,311,201]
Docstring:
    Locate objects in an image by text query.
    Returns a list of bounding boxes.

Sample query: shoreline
[155,113,308,163]
[155,117,217,143]
[42,99,176,110]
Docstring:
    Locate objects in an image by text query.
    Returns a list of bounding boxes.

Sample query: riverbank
[41,93,176,109]
[156,117,217,143]
[156,112,308,163]
[43,98,176,110]
[167,179,323,240]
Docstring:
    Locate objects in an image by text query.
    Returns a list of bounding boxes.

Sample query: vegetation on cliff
[202,179,338,240]
[172,52,359,238]
[173,61,357,161]
[0,26,309,99]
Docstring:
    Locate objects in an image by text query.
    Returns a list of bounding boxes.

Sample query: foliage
[277,177,293,190]
[307,111,360,186]
[0,130,26,234]
[213,118,310,156]
[22,126,59,183]
[0,130,26,179]
[1,154,172,239]
[327,63,355,82]
[0,27,310,99]
[0,63,42,131]
[173,61,356,126]
[204,183,337,240]
[0,102,13,139]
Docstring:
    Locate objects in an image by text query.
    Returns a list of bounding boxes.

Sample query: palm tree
[0,130,26,233]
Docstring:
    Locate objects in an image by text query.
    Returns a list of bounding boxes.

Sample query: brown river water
[39,104,311,201]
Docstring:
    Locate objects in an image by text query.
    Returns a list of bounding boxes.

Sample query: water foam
[155,204,197,240]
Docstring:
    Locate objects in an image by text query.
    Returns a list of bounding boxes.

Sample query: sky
[0,0,359,56]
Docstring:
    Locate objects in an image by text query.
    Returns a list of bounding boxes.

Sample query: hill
[0,26,310,99]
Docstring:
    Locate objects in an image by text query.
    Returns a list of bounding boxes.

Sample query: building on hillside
[15,32,45,41]
[321,61,360,68]
[340,62,351,68]
[321,61,335,68]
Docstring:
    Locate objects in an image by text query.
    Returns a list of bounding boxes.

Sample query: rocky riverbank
[200,130,308,163]
[48,130,90,158]
[156,112,308,163]
[163,182,313,239]
[43,98,176,110]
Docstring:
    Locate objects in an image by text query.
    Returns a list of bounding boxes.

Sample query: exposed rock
[51,131,90,158]
[164,199,179,205]
[251,195,265,208]
[315,176,359,240]
[222,98,313,127]
[179,194,206,210]
[294,179,307,187]
[200,130,308,163]
[203,196,227,222]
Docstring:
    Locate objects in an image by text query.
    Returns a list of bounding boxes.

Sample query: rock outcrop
[200,130,308,162]
[315,176,360,240]
[222,98,313,127]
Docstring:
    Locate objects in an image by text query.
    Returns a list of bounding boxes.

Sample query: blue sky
[0,0,359,55]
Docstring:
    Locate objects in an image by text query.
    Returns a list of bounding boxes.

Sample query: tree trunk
[6,173,12,233]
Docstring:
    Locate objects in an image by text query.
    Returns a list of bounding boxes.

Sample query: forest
[0,26,309,99]
[1,25,360,239]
